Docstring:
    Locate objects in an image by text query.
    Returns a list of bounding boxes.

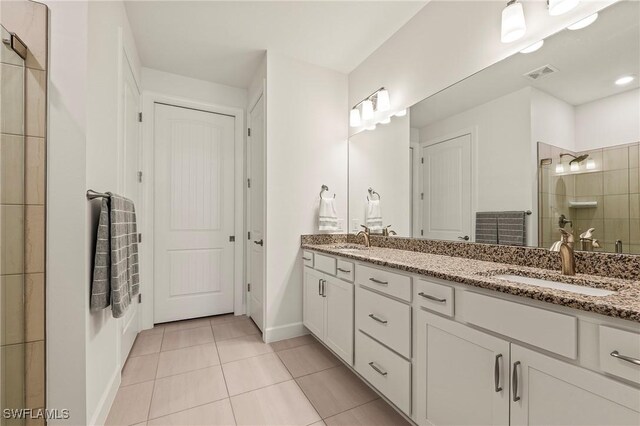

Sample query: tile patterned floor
[106,315,410,426]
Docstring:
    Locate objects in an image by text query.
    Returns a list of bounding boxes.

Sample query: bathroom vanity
[301,240,640,426]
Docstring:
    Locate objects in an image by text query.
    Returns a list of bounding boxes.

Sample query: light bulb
[501,1,526,43]
[349,108,361,128]
[376,89,390,112]
[567,13,598,30]
[548,0,579,16]
[570,162,579,172]
[615,75,635,86]
[586,159,595,170]
[361,99,374,121]
[520,40,544,54]
[555,163,564,174]
[394,109,407,117]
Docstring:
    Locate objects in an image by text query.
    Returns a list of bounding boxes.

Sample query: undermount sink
[493,274,616,297]
[328,244,369,252]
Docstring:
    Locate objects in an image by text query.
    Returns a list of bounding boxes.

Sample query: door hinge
[420,193,424,200]
[247,178,251,188]
[138,112,143,122]
[248,128,251,137]
[138,233,142,243]
[248,231,251,240]
[229,236,235,242]
[421,229,424,236]
[247,283,251,292]
[421,157,424,164]
[138,293,142,303]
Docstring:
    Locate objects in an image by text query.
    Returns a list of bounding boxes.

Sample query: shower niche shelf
[568,201,598,209]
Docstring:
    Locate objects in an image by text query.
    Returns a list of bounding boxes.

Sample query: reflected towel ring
[367,187,380,201]
[320,184,335,199]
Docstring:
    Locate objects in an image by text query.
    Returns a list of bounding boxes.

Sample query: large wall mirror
[348,0,639,254]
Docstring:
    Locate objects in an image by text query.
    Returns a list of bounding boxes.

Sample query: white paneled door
[154,103,235,323]
[421,134,472,242]
[248,95,265,331]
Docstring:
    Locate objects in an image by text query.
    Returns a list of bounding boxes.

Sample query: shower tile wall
[0,1,47,424]
[539,142,640,254]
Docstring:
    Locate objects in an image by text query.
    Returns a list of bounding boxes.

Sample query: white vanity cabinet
[302,253,354,365]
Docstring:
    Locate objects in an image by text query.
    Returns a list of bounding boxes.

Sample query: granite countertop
[301,243,640,323]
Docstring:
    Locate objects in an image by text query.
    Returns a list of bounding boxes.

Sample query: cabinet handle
[318,279,322,296]
[322,279,326,297]
[369,278,389,286]
[368,313,388,324]
[512,361,521,402]
[303,256,312,261]
[494,354,503,392]
[610,350,640,366]
[337,268,351,273]
[368,361,388,376]
[418,292,446,303]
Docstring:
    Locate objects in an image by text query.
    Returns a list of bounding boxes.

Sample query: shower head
[560,153,590,164]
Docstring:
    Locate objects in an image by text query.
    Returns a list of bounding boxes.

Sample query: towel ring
[367,187,380,201]
[320,185,335,199]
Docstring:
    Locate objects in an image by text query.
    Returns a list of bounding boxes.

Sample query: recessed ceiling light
[567,13,598,30]
[615,75,635,86]
[520,40,544,54]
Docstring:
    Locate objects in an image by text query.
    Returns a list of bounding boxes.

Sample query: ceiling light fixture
[349,87,392,128]
[567,13,598,30]
[548,0,579,16]
[376,88,390,112]
[615,75,635,86]
[501,0,527,43]
[361,99,374,121]
[520,40,544,53]
[349,108,361,127]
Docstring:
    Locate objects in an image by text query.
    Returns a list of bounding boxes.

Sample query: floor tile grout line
[144,345,163,422]
[146,394,231,422]
[291,376,324,424]
[320,396,383,421]
[214,323,239,425]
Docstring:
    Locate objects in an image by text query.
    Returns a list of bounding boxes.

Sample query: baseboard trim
[89,366,120,426]
[264,322,307,343]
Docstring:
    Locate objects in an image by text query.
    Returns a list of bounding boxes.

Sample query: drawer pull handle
[418,292,446,303]
[322,279,327,298]
[512,361,521,402]
[610,351,640,366]
[494,354,503,392]
[337,268,351,273]
[369,278,389,286]
[368,361,388,376]
[318,279,322,296]
[368,313,388,324]
[303,256,312,261]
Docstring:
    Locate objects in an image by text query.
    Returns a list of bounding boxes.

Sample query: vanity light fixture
[520,40,544,53]
[376,88,391,112]
[570,162,580,172]
[567,13,598,30]
[349,108,361,127]
[380,116,391,124]
[615,75,635,86]
[586,159,596,170]
[555,163,564,173]
[365,123,377,131]
[394,109,407,117]
[547,0,579,16]
[501,0,527,43]
[361,99,374,121]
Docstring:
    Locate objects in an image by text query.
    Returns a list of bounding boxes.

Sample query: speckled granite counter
[301,242,640,323]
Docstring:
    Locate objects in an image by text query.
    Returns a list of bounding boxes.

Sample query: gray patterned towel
[90,198,111,310]
[497,211,527,246]
[475,212,498,244]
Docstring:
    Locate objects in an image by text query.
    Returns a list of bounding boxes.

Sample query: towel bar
[87,189,109,200]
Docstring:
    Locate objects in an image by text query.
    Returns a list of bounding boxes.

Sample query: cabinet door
[510,344,640,426]
[303,267,325,339]
[416,310,510,426]
[324,276,354,365]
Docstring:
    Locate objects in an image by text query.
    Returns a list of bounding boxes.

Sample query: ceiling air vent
[524,64,558,81]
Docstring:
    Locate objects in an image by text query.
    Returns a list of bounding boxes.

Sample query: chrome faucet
[557,228,576,276]
[357,225,371,248]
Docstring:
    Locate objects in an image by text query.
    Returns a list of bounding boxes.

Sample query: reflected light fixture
[570,162,580,172]
[567,13,598,30]
[501,0,527,43]
[548,0,579,16]
[376,88,390,112]
[586,159,596,170]
[615,75,635,86]
[520,40,544,54]
[555,163,564,174]
[395,109,407,117]
[361,99,374,121]
[349,108,361,127]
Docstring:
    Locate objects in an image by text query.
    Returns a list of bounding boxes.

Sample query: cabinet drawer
[356,286,411,358]
[337,259,354,282]
[415,278,454,317]
[599,326,640,385]
[302,251,314,268]
[315,253,336,275]
[355,331,411,415]
[458,291,577,359]
[355,264,411,302]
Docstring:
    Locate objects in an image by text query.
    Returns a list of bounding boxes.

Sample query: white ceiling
[410,0,640,129]
[124,1,427,88]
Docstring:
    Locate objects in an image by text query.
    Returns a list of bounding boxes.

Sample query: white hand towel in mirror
[366,199,383,232]
[319,197,339,231]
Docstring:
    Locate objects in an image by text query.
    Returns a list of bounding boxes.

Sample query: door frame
[246,85,267,331]
[417,127,477,241]
[140,92,245,330]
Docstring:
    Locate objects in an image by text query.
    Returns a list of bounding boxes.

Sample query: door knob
[458,235,470,241]
[254,239,264,246]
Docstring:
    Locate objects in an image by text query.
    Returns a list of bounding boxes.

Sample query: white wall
[349,0,615,136]
[264,52,348,341]
[349,115,410,235]
[575,88,640,151]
